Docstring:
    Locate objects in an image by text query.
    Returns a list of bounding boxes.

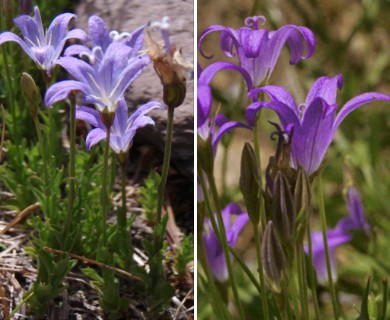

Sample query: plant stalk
[63,96,76,240]
[156,106,174,224]
[318,174,339,319]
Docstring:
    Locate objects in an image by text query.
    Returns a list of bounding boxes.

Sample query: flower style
[199,16,315,86]
[44,41,149,113]
[0,6,87,75]
[203,203,249,282]
[246,75,390,175]
[75,98,162,154]
[64,15,144,64]
[309,187,370,284]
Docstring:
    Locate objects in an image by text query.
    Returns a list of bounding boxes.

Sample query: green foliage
[138,170,161,221]
[175,234,194,277]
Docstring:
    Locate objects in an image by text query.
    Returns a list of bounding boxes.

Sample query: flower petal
[292,97,336,174]
[0,31,34,59]
[125,25,145,57]
[305,75,343,107]
[128,101,163,126]
[198,25,239,59]
[14,6,44,47]
[334,92,390,129]
[75,106,102,128]
[86,128,106,149]
[46,12,77,48]
[88,15,112,50]
[44,80,89,107]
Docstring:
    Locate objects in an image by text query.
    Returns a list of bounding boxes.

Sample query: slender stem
[119,162,128,228]
[296,244,309,320]
[101,125,112,242]
[208,174,245,320]
[318,174,339,319]
[119,160,131,267]
[253,224,269,319]
[156,106,174,224]
[229,246,262,294]
[33,114,48,186]
[307,223,320,319]
[63,97,76,241]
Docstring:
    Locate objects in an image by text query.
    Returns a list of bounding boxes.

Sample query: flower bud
[294,167,311,243]
[197,134,214,177]
[239,143,261,225]
[272,171,296,245]
[262,221,286,293]
[21,72,41,117]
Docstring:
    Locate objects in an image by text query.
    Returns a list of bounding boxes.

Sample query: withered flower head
[145,17,193,109]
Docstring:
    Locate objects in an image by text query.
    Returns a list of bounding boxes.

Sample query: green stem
[253,224,270,319]
[33,113,48,186]
[208,174,246,320]
[318,174,339,319]
[119,160,131,267]
[63,96,76,242]
[229,246,261,294]
[156,106,174,224]
[307,223,320,319]
[119,161,128,229]
[296,244,309,320]
[101,125,112,242]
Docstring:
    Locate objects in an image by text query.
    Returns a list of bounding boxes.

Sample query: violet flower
[309,229,351,285]
[336,186,371,235]
[76,98,162,154]
[246,75,390,175]
[64,15,144,64]
[308,187,370,284]
[44,41,149,113]
[0,6,87,75]
[203,203,249,282]
[199,16,315,86]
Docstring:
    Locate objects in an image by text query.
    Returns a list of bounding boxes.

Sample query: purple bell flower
[44,41,149,113]
[0,6,87,75]
[75,98,162,154]
[246,75,390,175]
[199,16,315,86]
[203,203,249,282]
[308,187,370,284]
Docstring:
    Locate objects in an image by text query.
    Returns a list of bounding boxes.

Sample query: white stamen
[79,51,96,64]
[149,16,170,31]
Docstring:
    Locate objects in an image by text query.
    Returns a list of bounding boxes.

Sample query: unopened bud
[262,221,286,293]
[294,167,311,243]
[239,143,261,225]
[100,110,115,129]
[21,72,41,117]
[162,75,186,109]
[197,135,214,177]
[272,171,296,245]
